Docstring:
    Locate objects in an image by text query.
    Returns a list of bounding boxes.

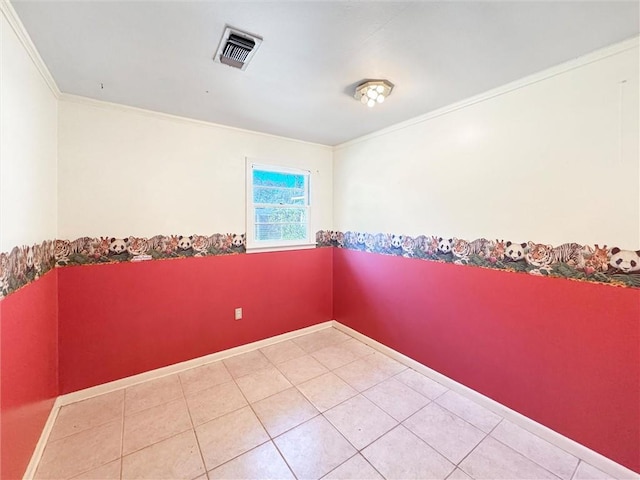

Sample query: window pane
[253,169,307,205]
[255,207,307,241]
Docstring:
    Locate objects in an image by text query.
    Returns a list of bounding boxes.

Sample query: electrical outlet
[234,307,242,320]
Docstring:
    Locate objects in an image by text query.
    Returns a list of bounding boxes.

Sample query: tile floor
[34,327,619,480]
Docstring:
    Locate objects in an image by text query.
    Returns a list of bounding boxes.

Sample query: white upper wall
[333,40,640,250]
[57,98,333,239]
[0,8,58,251]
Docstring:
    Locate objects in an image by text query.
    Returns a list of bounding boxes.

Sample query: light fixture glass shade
[354,79,393,108]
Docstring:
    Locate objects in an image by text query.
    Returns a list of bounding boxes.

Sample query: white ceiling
[12,1,640,146]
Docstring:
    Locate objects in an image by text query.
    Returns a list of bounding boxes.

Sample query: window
[246,160,312,252]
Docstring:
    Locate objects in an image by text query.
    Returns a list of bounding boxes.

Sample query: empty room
[1,1,639,479]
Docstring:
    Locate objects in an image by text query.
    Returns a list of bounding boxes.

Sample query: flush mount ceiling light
[354,80,394,107]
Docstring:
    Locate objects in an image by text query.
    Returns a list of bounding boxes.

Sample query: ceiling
[11,1,640,146]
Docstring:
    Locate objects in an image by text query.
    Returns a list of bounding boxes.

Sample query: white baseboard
[332,321,639,480]
[24,319,638,480]
[23,321,334,480]
[22,397,62,480]
[58,321,334,406]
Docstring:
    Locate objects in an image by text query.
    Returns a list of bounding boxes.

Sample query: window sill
[245,243,317,254]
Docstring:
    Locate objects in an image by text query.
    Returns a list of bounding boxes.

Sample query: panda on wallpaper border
[108,238,129,256]
[504,241,527,262]
[232,234,246,249]
[390,234,404,250]
[608,248,640,274]
[437,237,453,254]
[177,235,194,252]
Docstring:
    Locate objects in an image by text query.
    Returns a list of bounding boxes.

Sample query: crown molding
[0,0,60,98]
[334,35,640,151]
[58,93,333,150]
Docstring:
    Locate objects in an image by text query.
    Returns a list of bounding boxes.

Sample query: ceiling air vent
[214,26,263,71]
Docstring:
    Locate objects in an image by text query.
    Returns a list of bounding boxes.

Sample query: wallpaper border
[1,240,57,300]
[2,230,639,300]
[0,233,246,300]
[317,230,640,289]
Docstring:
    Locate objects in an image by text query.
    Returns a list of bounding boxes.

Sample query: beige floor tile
[333,357,392,392]
[235,366,292,403]
[572,462,612,479]
[365,352,407,376]
[223,350,272,379]
[260,340,306,365]
[322,454,384,480]
[324,395,398,450]
[338,338,376,359]
[312,343,362,370]
[70,459,121,479]
[35,420,122,480]
[394,369,449,399]
[277,354,329,384]
[208,442,295,480]
[403,402,485,464]
[252,387,319,437]
[121,430,205,480]
[435,390,502,433]
[292,328,351,353]
[179,361,232,396]
[459,436,558,479]
[50,390,124,441]
[123,397,192,455]
[124,375,182,416]
[196,406,269,471]
[297,372,358,412]
[364,377,429,421]
[447,468,473,479]
[274,415,357,480]
[185,380,247,426]
[362,425,455,480]
[491,420,578,479]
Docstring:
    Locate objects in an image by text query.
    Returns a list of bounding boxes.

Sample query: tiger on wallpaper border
[401,236,415,257]
[525,242,583,274]
[191,235,211,255]
[126,237,149,256]
[451,238,490,261]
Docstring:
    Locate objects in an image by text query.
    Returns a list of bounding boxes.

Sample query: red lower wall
[4,247,638,476]
[58,248,333,394]
[1,271,58,480]
[333,248,640,473]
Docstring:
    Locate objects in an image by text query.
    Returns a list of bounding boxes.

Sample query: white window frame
[246,159,314,253]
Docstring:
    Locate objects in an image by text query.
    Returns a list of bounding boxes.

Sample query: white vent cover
[214,26,263,71]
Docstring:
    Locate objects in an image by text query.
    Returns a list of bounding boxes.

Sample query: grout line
[271,437,300,480]
[452,419,499,474]
[177,373,208,478]
[487,433,565,480]
[489,418,581,478]
[119,396,125,480]
[317,452,360,479]
[388,369,450,402]
[570,461,582,480]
